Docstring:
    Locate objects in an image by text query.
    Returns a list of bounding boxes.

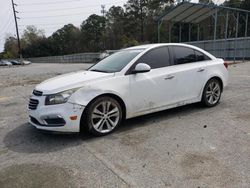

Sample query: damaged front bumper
[28,95,85,133]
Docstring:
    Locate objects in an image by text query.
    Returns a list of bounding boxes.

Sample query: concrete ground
[0,62,249,188]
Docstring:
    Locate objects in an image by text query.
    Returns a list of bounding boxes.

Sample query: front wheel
[83,96,122,136]
[201,78,222,107]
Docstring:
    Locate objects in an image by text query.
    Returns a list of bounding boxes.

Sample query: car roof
[125,43,203,50]
[124,43,216,60]
[125,44,159,50]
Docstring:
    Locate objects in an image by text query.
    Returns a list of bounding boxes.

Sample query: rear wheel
[83,96,122,136]
[201,78,222,107]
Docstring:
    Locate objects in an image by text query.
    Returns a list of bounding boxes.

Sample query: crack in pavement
[84,145,134,187]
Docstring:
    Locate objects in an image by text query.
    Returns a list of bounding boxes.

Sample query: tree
[22,25,45,46]
[124,0,174,43]
[147,0,174,12]
[3,36,19,58]
[199,0,213,4]
[6,0,245,57]
[81,14,106,52]
[125,0,148,42]
[20,26,47,57]
[22,37,54,57]
[106,6,126,49]
[241,0,250,10]
[223,0,242,8]
[51,24,81,55]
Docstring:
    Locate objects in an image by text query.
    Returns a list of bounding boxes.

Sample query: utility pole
[11,0,22,59]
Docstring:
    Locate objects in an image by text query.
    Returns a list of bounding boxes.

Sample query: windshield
[89,49,143,73]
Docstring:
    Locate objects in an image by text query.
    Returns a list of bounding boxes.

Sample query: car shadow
[3,124,93,154]
[3,103,207,154]
[118,103,206,133]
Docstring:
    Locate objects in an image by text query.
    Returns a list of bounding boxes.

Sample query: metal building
[157,2,250,61]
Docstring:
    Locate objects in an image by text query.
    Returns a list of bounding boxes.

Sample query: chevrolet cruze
[28,43,228,136]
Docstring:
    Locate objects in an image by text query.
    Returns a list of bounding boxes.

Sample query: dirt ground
[0,62,250,187]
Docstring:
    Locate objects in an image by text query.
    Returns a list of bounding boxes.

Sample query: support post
[225,11,229,39]
[213,10,218,55]
[234,12,239,63]
[11,0,22,59]
[157,19,163,43]
[157,21,160,43]
[197,24,200,41]
[179,24,182,42]
[189,24,191,42]
[224,11,229,60]
[169,22,172,43]
[243,13,248,62]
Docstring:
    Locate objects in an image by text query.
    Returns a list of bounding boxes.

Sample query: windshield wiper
[90,69,109,73]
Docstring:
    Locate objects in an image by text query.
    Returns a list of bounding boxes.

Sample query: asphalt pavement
[0,62,249,187]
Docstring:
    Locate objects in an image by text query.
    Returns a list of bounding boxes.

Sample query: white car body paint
[36,71,115,94]
[28,43,228,133]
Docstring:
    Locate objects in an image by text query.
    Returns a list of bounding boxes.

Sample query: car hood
[35,70,114,94]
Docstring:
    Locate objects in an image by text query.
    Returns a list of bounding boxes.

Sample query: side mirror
[132,63,151,74]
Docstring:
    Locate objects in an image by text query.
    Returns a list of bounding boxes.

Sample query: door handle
[164,75,175,80]
[197,68,205,72]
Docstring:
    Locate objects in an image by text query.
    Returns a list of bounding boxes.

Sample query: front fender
[68,86,126,107]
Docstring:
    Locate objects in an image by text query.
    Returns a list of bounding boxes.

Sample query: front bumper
[28,96,85,133]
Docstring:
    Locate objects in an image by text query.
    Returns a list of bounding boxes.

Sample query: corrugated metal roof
[158,2,250,24]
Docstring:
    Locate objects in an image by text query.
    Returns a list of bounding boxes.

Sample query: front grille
[29,98,39,110]
[33,90,43,96]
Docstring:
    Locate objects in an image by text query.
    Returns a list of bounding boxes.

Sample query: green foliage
[223,0,242,8]
[51,24,82,55]
[3,37,19,58]
[106,6,126,49]
[21,26,48,57]
[121,35,140,47]
[199,0,213,4]
[22,26,45,45]
[2,0,250,58]
[81,14,106,52]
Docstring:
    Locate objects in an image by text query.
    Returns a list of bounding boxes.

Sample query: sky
[0,0,225,52]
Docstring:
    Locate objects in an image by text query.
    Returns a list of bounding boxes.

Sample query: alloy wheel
[205,81,221,105]
[91,100,120,133]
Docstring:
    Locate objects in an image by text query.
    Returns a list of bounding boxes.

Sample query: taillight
[223,62,228,69]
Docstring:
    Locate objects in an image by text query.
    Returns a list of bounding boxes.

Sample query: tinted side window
[137,47,170,69]
[173,46,196,65]
[195,50,211,61]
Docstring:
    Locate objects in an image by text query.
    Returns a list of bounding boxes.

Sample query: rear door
[169,46,210,101]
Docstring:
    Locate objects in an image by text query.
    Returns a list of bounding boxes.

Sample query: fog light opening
[42,115,66,127]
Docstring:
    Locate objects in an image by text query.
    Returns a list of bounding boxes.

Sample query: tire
[82,96,123,136]
[201,78,222,107]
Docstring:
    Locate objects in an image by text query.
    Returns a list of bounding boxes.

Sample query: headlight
[45,89,78,105]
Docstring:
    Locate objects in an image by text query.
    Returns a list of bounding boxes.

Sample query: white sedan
[28,43,228,136]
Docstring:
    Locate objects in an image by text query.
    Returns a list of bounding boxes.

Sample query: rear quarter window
[195,50,211,61]
[172,46,211,65]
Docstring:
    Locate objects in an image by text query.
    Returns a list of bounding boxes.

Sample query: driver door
[127,46,177,116]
